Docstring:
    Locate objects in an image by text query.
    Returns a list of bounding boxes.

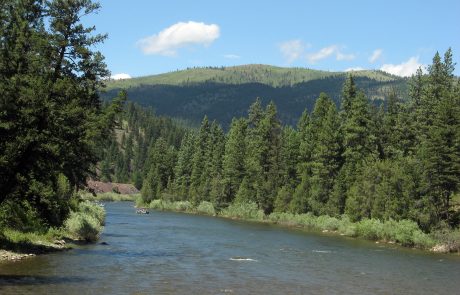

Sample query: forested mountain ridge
[102,65,407,127]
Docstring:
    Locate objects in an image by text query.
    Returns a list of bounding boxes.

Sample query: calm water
[1,202,459,294]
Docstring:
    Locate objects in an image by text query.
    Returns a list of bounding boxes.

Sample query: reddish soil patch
[87,180,139,194]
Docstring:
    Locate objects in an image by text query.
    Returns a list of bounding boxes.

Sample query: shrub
[221,202,264,221]
[315,215,341,231]
[64,211,102,242]
[78,201,106,225]
[196,201,216,216]
[355,219,384,240]
[172,201,193,212]
[149,199,164,210]
[338,215,357,237]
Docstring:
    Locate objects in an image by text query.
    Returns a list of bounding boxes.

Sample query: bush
[172,201,194,212]
[315,215,341,231]
[78,201,106,226]
[355,219,384,240]
[64,211,102,242]
[221,202,264,221]
[149,199,164,210]
[147,199,193,212]
[196,201,216,216]
[337,215,357,237]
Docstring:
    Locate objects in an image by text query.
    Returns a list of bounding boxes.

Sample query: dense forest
[102,65,407,127]
[104,49,460,233]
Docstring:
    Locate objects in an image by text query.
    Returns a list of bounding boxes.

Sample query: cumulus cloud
[306,45,355,63]
[279,40,309,63]
[345,67,365,72]
[137,21,220,56]
[369,49,383,63]
[380,57,424,77]
[223,54,240,59]
[111,73,132,80]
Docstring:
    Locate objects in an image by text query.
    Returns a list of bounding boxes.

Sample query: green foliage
[221,202,265,221]
[77,201,106,226]
[196,201,216,216]
[63,201,105,242]
[64,211,102,242]
[148,199,193,212]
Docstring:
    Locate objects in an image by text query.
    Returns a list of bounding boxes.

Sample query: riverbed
[1,202,459,294]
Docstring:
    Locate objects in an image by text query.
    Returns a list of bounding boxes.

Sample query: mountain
[102,64,407,127]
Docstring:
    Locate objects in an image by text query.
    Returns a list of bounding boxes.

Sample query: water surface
[1,202,459,294]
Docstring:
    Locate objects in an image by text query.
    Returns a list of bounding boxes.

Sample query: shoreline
[138,200,459,254]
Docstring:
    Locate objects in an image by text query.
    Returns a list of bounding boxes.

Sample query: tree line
[114,49,459,231]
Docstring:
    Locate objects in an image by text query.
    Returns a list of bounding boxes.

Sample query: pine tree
[221,118,248,206]
[309,93,342,215]
[190,116,211,204]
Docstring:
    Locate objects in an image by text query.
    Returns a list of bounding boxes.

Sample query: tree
[0,0,123,227]
[221,118,247,205]
[309,93,342,215]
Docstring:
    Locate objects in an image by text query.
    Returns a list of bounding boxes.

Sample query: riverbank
[140,199,460,254]
[0,201,106,262]
[80,191,140,202]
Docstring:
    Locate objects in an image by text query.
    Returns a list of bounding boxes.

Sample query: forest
[103,49,460,242]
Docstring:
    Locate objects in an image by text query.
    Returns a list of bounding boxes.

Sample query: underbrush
[220,202,264,220]
[268,212,435,249]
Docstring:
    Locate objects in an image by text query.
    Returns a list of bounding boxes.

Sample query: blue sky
[85,0,460,79]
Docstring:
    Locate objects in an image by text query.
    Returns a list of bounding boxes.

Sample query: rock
[431,244,450,253]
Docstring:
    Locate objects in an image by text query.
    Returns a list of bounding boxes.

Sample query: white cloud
[380,57,424,77]
[137,21,220,56]
[345,67,365,72]
[111,73,132,80]
[307,45,338,63]
[223,54,240,59]
[369,49,383,63]
[306,45,355,63]
[336,52,356,61]
[279,39,309,63]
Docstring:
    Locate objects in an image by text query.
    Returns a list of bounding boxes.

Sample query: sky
[84,0,460,79]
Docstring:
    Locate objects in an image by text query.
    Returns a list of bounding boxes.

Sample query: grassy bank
[0,201,106,261]
[141,199,459,253]
[80,192,140,202]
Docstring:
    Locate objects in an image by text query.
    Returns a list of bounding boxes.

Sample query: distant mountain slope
[102,65,407,127]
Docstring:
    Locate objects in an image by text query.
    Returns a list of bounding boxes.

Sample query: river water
[1,202,459,294]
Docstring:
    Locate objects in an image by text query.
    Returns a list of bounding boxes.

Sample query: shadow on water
[0,274,92,286]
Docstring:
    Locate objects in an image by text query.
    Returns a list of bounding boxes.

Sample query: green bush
[196,201,216,216]
[64,211,102,242]
[149,199,164,210]
[78,201,106,226]
[315,215,341,231]
[355,219,384,240]
[172,201,193,212]
[337,215,357,237]
[221,202,264,220]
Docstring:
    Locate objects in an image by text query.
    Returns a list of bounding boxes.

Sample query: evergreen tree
[309,93,342,215]
[222,118,248,205]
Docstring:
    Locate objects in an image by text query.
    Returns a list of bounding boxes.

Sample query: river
[1,202,459,294]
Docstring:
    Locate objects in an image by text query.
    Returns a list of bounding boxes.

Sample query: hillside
[102,64,407,127]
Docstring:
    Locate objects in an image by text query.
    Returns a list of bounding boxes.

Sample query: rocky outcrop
[86,180,139,194]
